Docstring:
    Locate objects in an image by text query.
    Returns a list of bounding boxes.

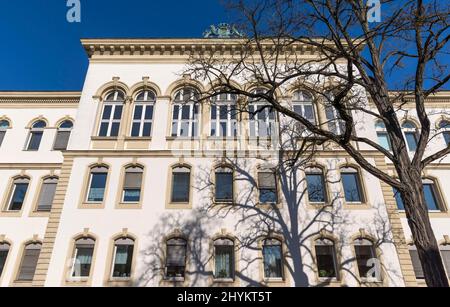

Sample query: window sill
[399,211,450,218]
[213,278,235,283]
[166,137,201,141]
[166,203,192,210]
[78,202,106,210]
[11,281,33,287]
[29,211,51,218]
[0,211,23,218]
[343,203,371,210]
[164,277,185,282]
[256,202,283,209]
[124,137,152,141]
[91,137,118,141]
[116,203,142,210]
[263,278,285,283]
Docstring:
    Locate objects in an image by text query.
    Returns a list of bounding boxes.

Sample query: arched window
[165,237,187,279]
[17,242,41,281]
[211,93,238,137]
[439,120,450,146]
[111,237,135,279]
[375,121,392,151]
[70,237,95,279]
[6,176,30,211]
[324,92,346,135]
[440,244,450,279]
[402,121,419,152]
[262,238,283,279]
[53,120,73,150]
[214,238,235,280]
[86,166,109,203]
[98,90,125,137]
[36,177,58,212]
[353,239,381,281]
[170,166,191,204]
[26,120,46,151]
[305,167,327,204]
[315,238,338,279]
[293,91,316,124]
[171,87,200,138]
[340,167,364,203]
[131,90,155,137]
[0,243,10,278]
[215,166,234,203]
[0,119,10,148]
[248,89,277,138]
[121,166,144,203]
[408,245,424,280]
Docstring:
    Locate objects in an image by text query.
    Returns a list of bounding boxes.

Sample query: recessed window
[305,167,327,203]
[354,239,381,281]
[402,121,419,152]
[248,89,277,138]
[211,93,238,137]
[70,238,95,279]
[98,91,124,137]
[258,171,278,204]
[315,238,338,279]
[86,166,108,203]
[324,92,346,135]
[0,243,10,278]
[6,177,30,211]
[439,120,450,146]
[0,119,10,148]
[393,188,405,210]
[131,90,155,137]
[171,88,200,138]
[214,238,235,280]
[36,177,58,212]
[341,167,364,203]
[17,242,41,282]
[215,167,234,203]
[53,120,73,150]
[171,166,191,203]
[423,179,444,212]
[26,120,46,151]
[263,238,283,279]
[292,91,316,136]
[409,245,424,280]
[165,238,187,279]
[375,121,392,151]
[440,244,450,279]
[111,237,134,279]
[122,166,143,203]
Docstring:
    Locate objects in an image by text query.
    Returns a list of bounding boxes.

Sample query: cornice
[0,91,80,105]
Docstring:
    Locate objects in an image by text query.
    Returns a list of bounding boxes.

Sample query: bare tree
[186,0,450,287]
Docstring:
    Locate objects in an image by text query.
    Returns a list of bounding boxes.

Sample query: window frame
[98,90,125,138]
[314,238,339,281]
[375,121,392,151]
[340,167,365,204]
[262,238,284,281]
[121,165,144,204]
[0,119,11,148]
[213,238,235,281]
[34,176,59,213]
[68,237,96,282]
[15,241,42,283]
[84,166,109,205]
[210,93,239,138]
[248,89,278,138]
[53,120,73,151]
[257,170,279,205]
[292,90,317,134]
[110,237,135,281]
[165,237,188,280]
[5,176,30,212]
[25,120,47,151]
[130,90,155,138]
[305,167,328,204]
[214,166,234,204]
[439,120,450,147]
[169,166,192,205]
[353,238,382,283]
[402,121,419,153]
[171,87,200,138]
[0,242,11,279]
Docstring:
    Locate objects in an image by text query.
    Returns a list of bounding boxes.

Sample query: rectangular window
[355,245,376,280]
[409,249,424,279]
[316,244,338,279]
[122,171,143,203]
[26,131,43,151]
[214,245,234,279]
[393,188,405,211]
[36,179,58,212]
[215,172,233,202]
[405,132,418,152]
[423,183,442,211]
[8,181,29,211]
[53,131,71,150]
[171,171,190,203]
[131,104,153,137]
[166,240,187,278]
[342,172,363,203]
[258,172,278,204]
[211,104,238,137]
[17,244,41,281]
[112,240,134,279]
[325,105,345,135]
[306,173,326,203]
[171,104,199,138]
[72,243,94,278]
[263,244,283,279]
[444,132,450,146]
[99,104,123,137]
[441,247,450,279]
[87,170,108,203]
[377,132,392,151]
[249,104,277,138]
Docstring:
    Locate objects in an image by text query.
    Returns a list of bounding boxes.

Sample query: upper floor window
[394,178,444,212]
[6,176,30,211]
[17,242,41,282]
[98,90,125,137]
[165,237,187,279]
[171,88,199,138]
[214,238,235,280]
[292,91,316,124]
[0,119,10,148]
[70,237,95,279]
[122,166,143,203]
[211,93,239,137]
[375,121,392,151]
[315,238,338,280]
[341,167,364,203]
[440,244,450,279]
[53,120,73,150]
[402,121,419,152]
[439,120,450,146]
[36,177,58,212]
[111,237,135,279]
[262,238,283,279]
[0,243,10,278]
[324,92,345,135]
[26,120,46,151]
[86,166,109,203]
[131,90,155,137]
[215,166,234,203]
[305,167,327,204]
[353,239,381,282]
[408,245,424,280]
[258,170,278,204]
[248,89,277,138]
[171,166,191,203]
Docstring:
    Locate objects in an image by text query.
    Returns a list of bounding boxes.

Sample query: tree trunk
[400,170,449,287]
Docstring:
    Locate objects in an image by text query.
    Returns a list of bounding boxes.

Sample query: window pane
[172,105,180,120]
[263,245,283,278]
[316,245,337,278]
[423,184,440,211]
[110,123,120,137]
[0,245,10,277]
[259,189,278,204]
[113,244,134,278]
[27,132,43,151]
[73,245,94,278]
[444,132,450,146]
[405,133,418,152]
[142,123,152,137]
[172,122,179,137]
[54,131,71,150]
[9,183,29,211]
[166,240,187,278]
[180,122,189,137]
[133,106,143,120]
[131,123,141,137]
[355,245,377,279]
[181,105,191,120]
[377,132,391,151]
[393,188,405,210]
[342,173,362,202]
[215,245,234,279]
[99,123,109,137]
[144,106,154,120]
[306,174,326,203]
[409,249,424,279]
[113,106,123,120]
[102,105,112,120]
[441,250,450,278]
[172,173,190,203]
[215,173,233,202]
[88,173,107,202]
[0,131,6,147]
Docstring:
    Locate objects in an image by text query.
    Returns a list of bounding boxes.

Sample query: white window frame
[131,91,155,137]
[171,88,200,138]
[69,239,95,281]
[375,121,392,151]
[25,121,46,151]
[7,177,29,211]
[248,90,277,138]
[292,91,317,124]
[110,238,135,281]
[98,91,125,137]
[315,238,339,281]
[85,167,108,203]
[211,93,238,138]
[53,120,73,150]
[402,121,419,152]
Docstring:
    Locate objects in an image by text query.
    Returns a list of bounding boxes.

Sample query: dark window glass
[112,239,134,278]
[354,240,379,280]
[315,240,338,279]
[87,172,108,202]
[409,247,424,279]
[342,171,363,202]
[405,132,418,152]
[444,132,450,146]
[166,238,187,278]
[171,169,190,203]
[72,239,95,278]
[215,171,233,202]
[306,172,326,203]
[214,240,234,279]
[423,182,441,211]
[17,243,41,281]
[393,188,405,210]
[263,240,283,279]
[0,244,10,277]
[27,132,43,151]
[258,172,278,204]
[9,182,29,211]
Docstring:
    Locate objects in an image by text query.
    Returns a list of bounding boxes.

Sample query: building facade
[0,38,449,287]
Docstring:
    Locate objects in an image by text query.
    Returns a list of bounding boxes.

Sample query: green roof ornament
[203,23,244,39]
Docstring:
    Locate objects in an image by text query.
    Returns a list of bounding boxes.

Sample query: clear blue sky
[0,0,448,91]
